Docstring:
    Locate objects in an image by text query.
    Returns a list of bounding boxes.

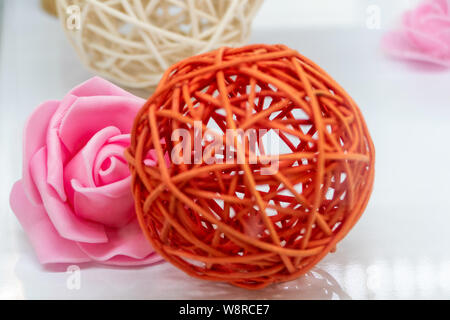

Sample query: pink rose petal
[63,126,135,228]
[46,94,77,202]
[10,181,91,264]
[77,220,161,265]
[382,31,450,67]
[64,126,122,202]
[71,178,135,228]
[107,134,131,146]
[58,96,144,154]
[22,100,59,205]
[30,147,107,243]
[383,0,450,68]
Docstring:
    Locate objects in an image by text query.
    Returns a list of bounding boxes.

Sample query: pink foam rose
[10,77,163,266]
[382,0,450,67]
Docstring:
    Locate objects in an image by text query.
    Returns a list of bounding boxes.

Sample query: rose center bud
[63,129,134,228]
[94,143,129,186]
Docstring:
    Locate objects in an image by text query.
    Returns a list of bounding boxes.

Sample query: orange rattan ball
[126,44,375,289]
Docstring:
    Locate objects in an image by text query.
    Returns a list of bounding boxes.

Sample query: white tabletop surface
[1,0,450,300]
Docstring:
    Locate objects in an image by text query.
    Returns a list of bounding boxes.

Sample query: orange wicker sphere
[126,44,375,289]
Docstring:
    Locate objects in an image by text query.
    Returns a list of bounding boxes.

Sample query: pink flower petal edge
[10,181,91,264]
[382,0,450,68]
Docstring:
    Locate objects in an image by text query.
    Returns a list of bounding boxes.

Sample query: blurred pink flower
[382,0,450,67]
[10,77,163,266]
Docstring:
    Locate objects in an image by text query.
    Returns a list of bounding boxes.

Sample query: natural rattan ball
[56,0,263,90]
[126,44,375,289]
[41,0,58,16]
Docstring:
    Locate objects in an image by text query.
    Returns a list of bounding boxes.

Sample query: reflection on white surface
[0,256,23,300]
[344,263,366,299]
[439,261,450,293]
[1,0,450,299]
[416,258,435,298]
[8,254,450,300]
[12,255,350,300]
[393,258,415,299]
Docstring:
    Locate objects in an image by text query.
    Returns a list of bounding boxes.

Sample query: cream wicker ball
[56,0,263,90]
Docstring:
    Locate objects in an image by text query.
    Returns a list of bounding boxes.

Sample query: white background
[1,0,450,299]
